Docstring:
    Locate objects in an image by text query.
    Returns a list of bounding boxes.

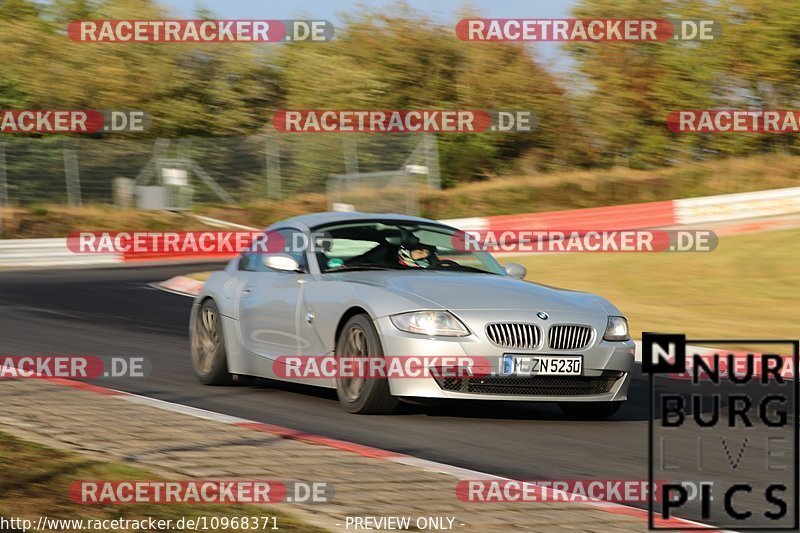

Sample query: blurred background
[1,4,798,529]
[1,0,800,235]
[0,0,792,342]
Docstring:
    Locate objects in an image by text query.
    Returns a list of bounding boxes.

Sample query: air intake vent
[434,372,624,396]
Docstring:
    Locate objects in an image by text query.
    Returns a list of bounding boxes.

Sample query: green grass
[0,432,321,532]
[507,228,800,342]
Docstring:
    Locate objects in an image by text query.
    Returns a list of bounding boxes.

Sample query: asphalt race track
[0,264,795,529]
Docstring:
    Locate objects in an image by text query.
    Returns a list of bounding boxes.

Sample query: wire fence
[0,133,440,214]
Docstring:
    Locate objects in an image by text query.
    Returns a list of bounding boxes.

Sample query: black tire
[334,314,400,414]
[191,299,234,385]
[558,401,622,420]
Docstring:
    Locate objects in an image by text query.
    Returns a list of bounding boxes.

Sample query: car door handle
[241,287,252,297]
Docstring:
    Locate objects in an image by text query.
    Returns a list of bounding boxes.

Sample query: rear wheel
[558,401,622,420]
[334,314,399,414]
[191,299,234,385]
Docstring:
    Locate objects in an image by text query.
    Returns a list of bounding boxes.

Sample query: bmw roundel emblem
[536,311,549,320]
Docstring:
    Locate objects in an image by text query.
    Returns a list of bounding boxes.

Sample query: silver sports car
[190,212,635,416]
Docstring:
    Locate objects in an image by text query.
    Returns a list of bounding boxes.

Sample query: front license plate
[500,354,582,376]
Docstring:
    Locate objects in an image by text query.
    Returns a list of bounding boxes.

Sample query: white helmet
[398,244,432,268]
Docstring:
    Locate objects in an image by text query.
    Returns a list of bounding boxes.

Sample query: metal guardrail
[3,185,800,269]
[0,238,120,267]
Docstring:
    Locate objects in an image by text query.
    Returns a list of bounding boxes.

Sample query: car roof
[267,212,448,231]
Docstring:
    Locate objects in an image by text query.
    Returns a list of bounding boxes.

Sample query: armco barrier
[484,200,676,232]
[121,251,237,262]
[441,187,800,233]
[674,186,800,224]
[0,238,121,267]
[435,217,488,231]
[2,186,800,267]
[439,200,677,233]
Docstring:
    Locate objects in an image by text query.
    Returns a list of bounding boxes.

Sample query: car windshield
[311,221,506,275]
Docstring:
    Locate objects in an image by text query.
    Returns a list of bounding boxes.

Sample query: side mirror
[263,254,301,272]
[504,262,527,280]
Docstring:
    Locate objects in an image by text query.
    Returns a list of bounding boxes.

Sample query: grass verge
[0,431,321,532]
[508,228,800,342]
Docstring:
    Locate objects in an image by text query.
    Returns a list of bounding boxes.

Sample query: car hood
[331,271,610,314]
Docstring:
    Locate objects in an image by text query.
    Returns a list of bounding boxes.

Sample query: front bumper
[373,313,635,402]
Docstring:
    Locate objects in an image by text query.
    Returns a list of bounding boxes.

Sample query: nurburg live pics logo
[642,332,799,530]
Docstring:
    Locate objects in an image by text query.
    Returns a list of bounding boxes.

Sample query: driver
[397,243,436,268]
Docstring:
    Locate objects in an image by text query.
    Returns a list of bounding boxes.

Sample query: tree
[277,7,573,185]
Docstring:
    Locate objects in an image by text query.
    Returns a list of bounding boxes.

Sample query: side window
[238,252,256,271]
[277,228,308,271]
[316,238,380,270]
[239,228,308,272]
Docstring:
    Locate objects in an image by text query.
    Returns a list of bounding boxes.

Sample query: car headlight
[603,316,630,341]
[390,311,470,337]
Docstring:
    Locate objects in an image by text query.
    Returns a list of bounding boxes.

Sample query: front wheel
[191,299,233,385]
[334,314,400,414]
[558,401,622,420]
